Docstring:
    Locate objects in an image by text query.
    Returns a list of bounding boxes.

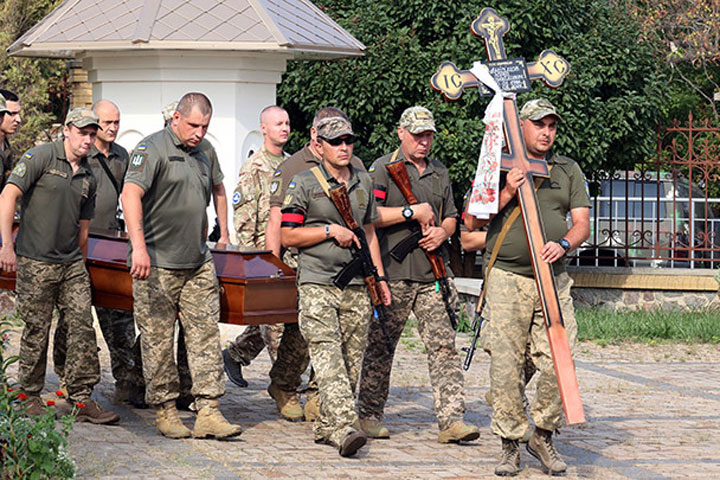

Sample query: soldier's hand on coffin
[130,248,151,280]
[329,224,360,249]
[0,245,16,273]
[411,202,435,228]
[419,225,449,252]
[540,240,565,264]
[504,168,525,196]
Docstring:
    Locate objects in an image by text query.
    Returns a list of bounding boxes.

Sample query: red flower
[7,388,12,392]
[17,393,27,401]
[27,434,32,438]
[56,390,64,397]
[47,400,55,406]
[76,402,85,409]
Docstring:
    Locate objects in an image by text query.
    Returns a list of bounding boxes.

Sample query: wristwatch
[402,205,414,221]
[325,224,331,239]
[559,238,571,254]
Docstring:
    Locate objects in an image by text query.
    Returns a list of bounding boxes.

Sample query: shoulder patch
[288,181,296,190]
[232,191,242,205]
[270,180,280,194]
[12,162,26,177]
[368,165,376,173]
[273,169,282,177]
[23,153,33,159]
[130,152,146,169]
[584,174,591,201]
[136,144,147,152]
[283,194,293,207]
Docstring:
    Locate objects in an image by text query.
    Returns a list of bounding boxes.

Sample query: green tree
[278,0,670,196]
[0,0,69,154]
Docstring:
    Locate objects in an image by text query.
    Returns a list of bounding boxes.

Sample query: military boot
[74,399,120,425]
[155,401,191,438]
[438,421,480,443]
[359,418,390,439]
[495,438,520,476]
[303,392,320,422]
[268,383,303,421]
[22,395,48,417]
[527,427,567,475]
[192,398,243,440]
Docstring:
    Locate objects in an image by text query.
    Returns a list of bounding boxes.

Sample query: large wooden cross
[431,7,585,425]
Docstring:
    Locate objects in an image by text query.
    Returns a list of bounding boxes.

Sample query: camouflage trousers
[54,306,143,389]
[484,269,577,439]
[16,256,100,402]
[227,323,283,365]
[357,279,465,431]
[298,284,370,447]
[133,261,224,406]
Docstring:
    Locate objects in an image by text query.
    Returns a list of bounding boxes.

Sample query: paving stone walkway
[5,321,720,479]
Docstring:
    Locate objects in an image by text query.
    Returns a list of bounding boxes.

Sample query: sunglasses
[320,135,357,146]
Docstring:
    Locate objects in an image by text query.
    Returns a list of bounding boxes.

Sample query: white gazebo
[9,0,364,232]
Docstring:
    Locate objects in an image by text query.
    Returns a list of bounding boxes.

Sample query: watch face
[560,239,570,250]
[403,206,412,219]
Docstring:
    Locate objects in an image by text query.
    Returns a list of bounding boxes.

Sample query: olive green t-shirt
[484,152,591,277]
[281,162,378,286]
[8,141,97,263]
[198,138,224,186]
[125,127,220,269]
[1,138,13,190]
[369,150,458,283]
[87,142,129,231]
[269,143,365,208]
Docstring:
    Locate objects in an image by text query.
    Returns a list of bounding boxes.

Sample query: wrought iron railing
[569,113,720,269]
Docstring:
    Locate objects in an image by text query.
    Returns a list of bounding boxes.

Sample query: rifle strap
[310,166,332,197]
[96,154,121,196]
[473,166,553,314]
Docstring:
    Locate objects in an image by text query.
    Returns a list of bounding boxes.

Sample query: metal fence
[569,113,720,269]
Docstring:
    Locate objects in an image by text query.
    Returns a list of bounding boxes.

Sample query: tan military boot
[526,427,567,475]
[192,398,243,439]
[359,418,390,439]
[438,421,480,443]
[155,401,191,438]
[303,392,320,422]
[268,383,303,421]
[495,438,520,476]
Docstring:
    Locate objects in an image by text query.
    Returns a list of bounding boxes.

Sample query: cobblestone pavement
[4,318,720,479]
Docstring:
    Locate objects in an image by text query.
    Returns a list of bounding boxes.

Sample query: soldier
[0,108,120,424]
[53,100,145,406]
[281,115,390,456]
[465,99,590,476]
[264,107,367,422]
[0,90,21,188]
[121,92,241,439]
[357,106,479,443]
[222,105,290,389]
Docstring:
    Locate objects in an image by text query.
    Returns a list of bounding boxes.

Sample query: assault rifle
[327,183,393,352]
[385,159,459,330]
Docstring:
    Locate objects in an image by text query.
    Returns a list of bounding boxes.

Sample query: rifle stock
[385,158,458,329]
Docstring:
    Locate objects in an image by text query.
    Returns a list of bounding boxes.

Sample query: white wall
[81,51,290,240]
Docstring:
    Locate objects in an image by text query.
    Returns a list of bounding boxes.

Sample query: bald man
[54,100,143,406]
[223,105,290,392]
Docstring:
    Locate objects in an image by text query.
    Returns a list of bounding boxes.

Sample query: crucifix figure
[431,5,585,430]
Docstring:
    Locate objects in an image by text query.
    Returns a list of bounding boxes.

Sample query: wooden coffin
[0,230,298,326]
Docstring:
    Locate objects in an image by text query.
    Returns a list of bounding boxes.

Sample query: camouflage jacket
[232,146,286,249]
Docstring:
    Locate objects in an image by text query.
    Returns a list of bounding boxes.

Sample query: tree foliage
[0,0,68,154]
[630,0,720,123]
[278,0,669,196]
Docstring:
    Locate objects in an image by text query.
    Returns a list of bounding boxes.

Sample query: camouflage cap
[0,94,9,114]
[519,98,562,122]
[162,100,179,123]
[315,116,353,140]
[64,107,102,129]
[399,106,436,134]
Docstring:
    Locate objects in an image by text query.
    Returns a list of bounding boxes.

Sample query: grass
[576,308,720,344]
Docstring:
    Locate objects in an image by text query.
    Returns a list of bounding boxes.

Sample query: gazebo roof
[8,0,365,59]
